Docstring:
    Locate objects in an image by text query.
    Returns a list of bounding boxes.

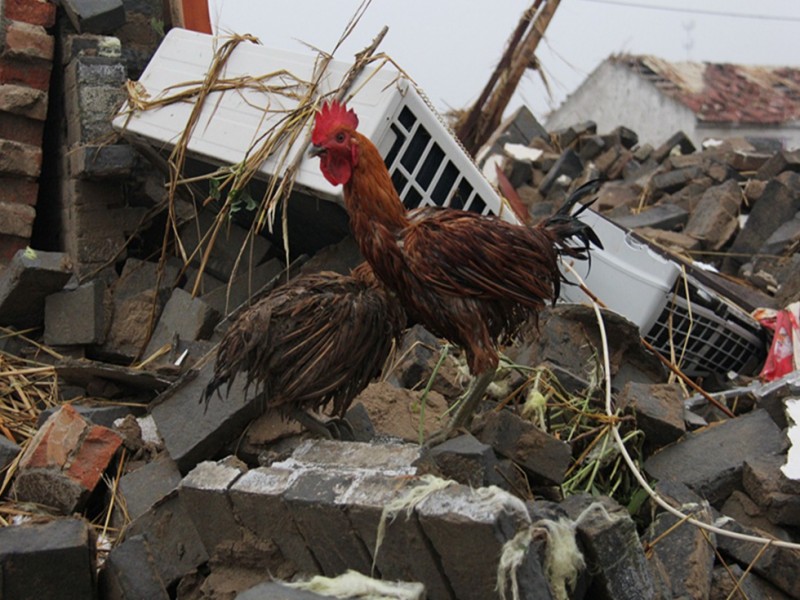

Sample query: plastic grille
[384,104,493,215]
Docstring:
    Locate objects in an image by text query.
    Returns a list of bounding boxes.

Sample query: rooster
[309,100,602,441]
[204,262,406,438]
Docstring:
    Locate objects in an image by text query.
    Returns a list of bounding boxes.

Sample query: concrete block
[0,82,47,119]
[150,355,262,472]
[561,494,655,600]
[416,483,549,600]
[283,469,372,576]
[61,0,126,34]
[538,148,584,195]
[63,56,126,145]
[61,33,121,64]
[125,491,209,587]
[0,434,21,471]
[180,458,248,555]
[118,455,182,522]
[44,279,106,345]
[144,287,220,356]
[344,474,455,599]
[0,517,96,600]
[0,248,72,328]
[68,143,136,179]
[644,409,787,505]
[12,404,122,513]
[201,257,284,317]
[474,409,572,485]
[100,534,169,600]
[230,467,320,574]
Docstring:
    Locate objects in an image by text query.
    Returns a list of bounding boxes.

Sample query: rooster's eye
[336,133,345,143]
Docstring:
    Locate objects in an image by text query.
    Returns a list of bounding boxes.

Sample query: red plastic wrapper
[755,302,800,381]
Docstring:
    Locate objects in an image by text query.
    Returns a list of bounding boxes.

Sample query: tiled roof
[614,55,800,125]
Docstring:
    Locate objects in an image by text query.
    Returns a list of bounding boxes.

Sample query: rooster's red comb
[312,100,359,145]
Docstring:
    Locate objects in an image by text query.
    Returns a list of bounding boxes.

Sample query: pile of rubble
[0,2,799,600]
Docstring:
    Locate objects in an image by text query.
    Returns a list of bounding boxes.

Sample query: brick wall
[0,0,55,266]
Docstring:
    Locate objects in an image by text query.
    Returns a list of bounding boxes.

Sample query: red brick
[19,404,88,470]
[0,176,38,205]
[0,56,52,90]
[0,200,35,237]
[0,83,47,119]
[66,425,122,491]
[0,138,41,177]
[0,110,43,145]
[0,233,27,265]
[1,20,54,62]
[4,0,57,28]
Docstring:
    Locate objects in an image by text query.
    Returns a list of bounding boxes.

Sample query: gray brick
[68,143,136,179]
[61,0,126,34]
[44,279,105,345]
[126,491,209,587]
[282,470,372,577]
[118,455,182,522]
[179,458,247,555]
[0,248,73,328]
[144,287,220,357]
[230,467,320,574]
[0,517,96,600]
[150,355,262,472]
[100,534,169,600]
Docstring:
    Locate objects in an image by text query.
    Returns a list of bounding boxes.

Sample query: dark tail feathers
[543,179,604,259]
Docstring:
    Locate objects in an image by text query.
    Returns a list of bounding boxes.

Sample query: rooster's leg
[425,369,495,447]
[291,410,355,440]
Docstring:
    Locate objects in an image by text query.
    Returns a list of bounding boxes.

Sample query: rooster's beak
[308,145,325,158]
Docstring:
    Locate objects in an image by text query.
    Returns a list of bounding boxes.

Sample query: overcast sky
[206,0,800,121]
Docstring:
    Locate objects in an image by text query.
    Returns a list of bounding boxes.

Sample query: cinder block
[0,248,73,329]
[61,32,121,64]
[61,0,126,34]
[44,279,106,345]
[125,491,209,587]
[68,143,136,179]
[0,517,96,600]
[0,138,42,177]
[0,82,47,119]
[179,458,248,555]
[149,355,262,472]
[100,534,169,600]
[117,455,182,523]
[230,467,320,574]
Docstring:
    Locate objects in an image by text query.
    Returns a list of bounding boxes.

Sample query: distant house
[545,55,800,149]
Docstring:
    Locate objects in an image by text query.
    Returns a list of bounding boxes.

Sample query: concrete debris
[1,5,800,599]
